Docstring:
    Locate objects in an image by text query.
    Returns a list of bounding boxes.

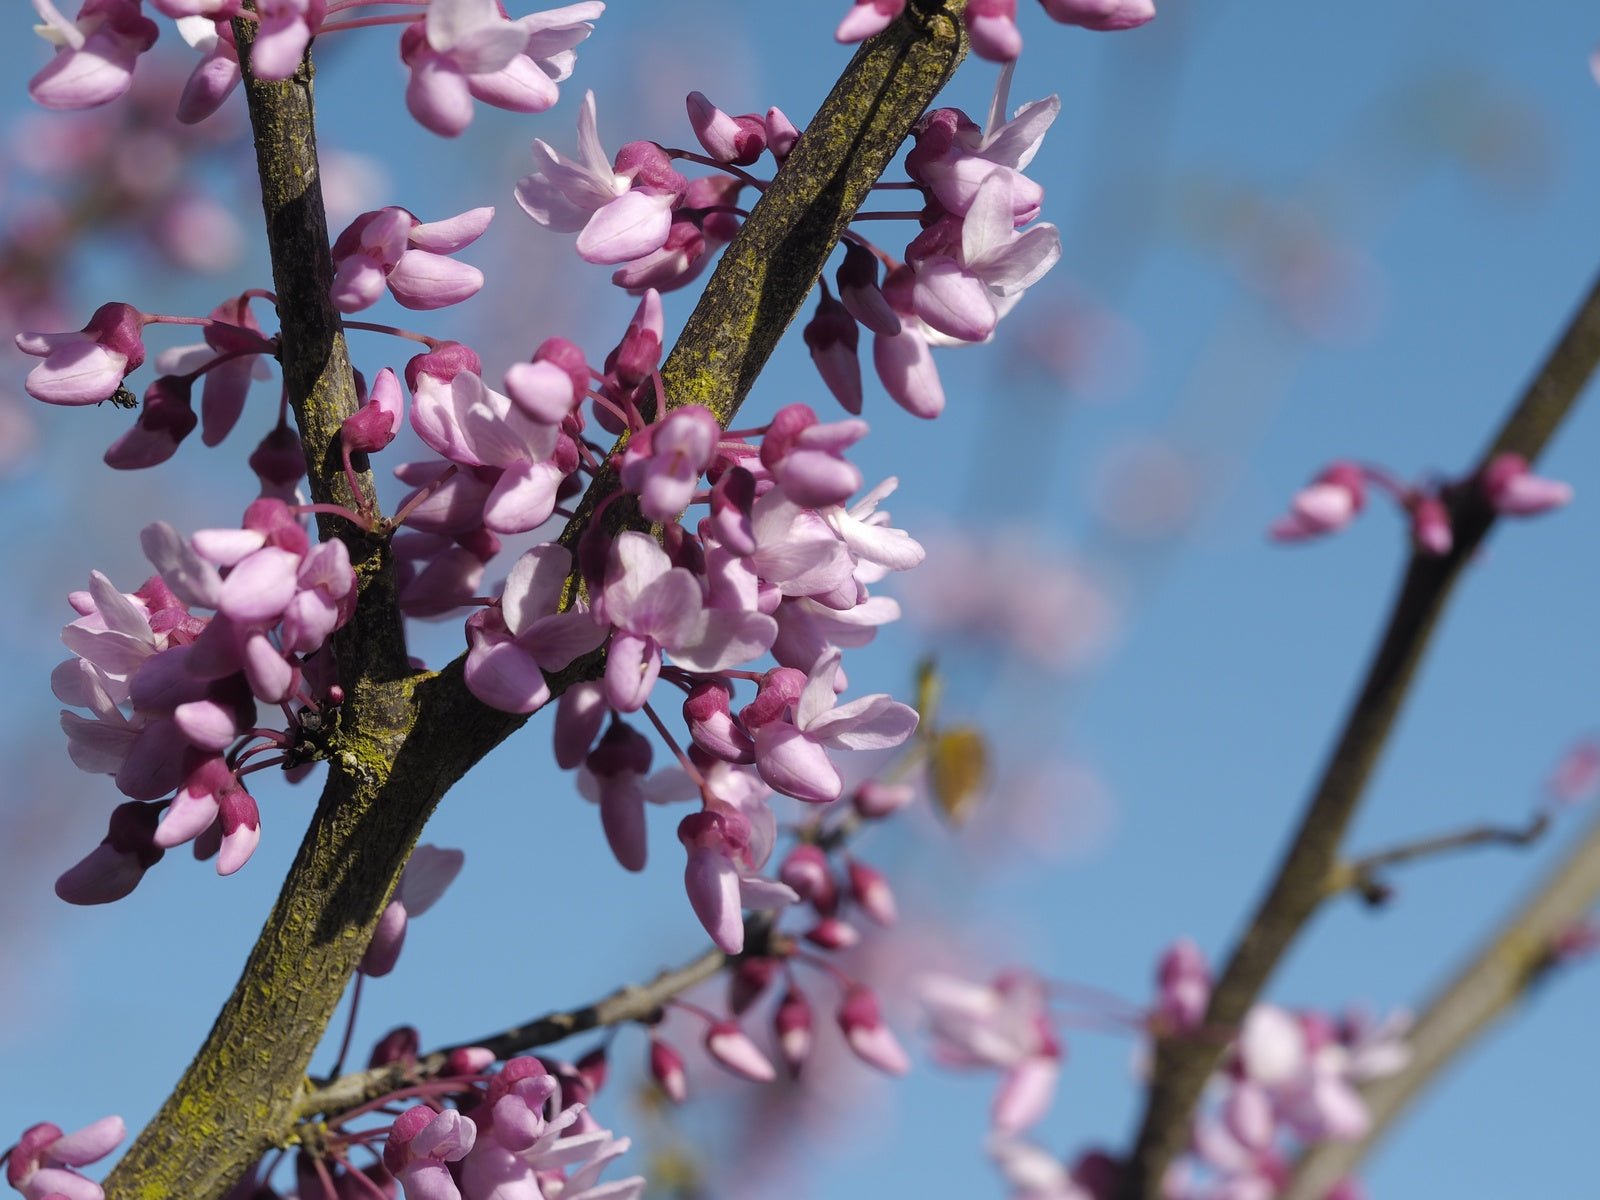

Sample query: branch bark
[1284,813,1600,1200]
[105,6,968,1197]
[1118,265,1600,1198]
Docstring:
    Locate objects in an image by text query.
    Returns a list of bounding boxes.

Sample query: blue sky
[3,2,1600,1197]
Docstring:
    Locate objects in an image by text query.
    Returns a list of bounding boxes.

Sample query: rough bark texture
[1119,266,1600,1198]
[105,5,968,1197]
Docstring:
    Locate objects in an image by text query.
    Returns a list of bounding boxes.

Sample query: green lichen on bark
[104,5,967,1197]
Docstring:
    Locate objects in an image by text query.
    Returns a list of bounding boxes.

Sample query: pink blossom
[1153,938,1210,1034]
[620,404,720,521]
[966,0,1024,62]
[463,543,606,714]
[1268,461,1366,542]
[747,649,918,804]
[245,0,328,83]
[360,844,466,976]
[595,532,777,713]
[173,15,242,124]
[704,1021,777,1082]
[1038,0,1156,32]
[759,403,867,508]
[17,301,146,405]
[331,206,492,313]
[515,90,686,265]
[28,0,158,111]
[5,1114,125,1200]
[907,70,1057,224]
[576,719,695,871]
[402,1,605,137]
[686,91,767,165]
[838,984,911,1075]
[1480,452,1573,516]
[835,0,905,43]
[677,763,795,952]
[649,1038,688,1103]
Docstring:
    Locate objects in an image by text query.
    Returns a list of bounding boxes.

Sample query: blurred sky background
[3,2,1600,1196]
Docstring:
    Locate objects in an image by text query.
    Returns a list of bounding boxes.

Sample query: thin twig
[1119,265,1600,1198]
[1328,814,1550,905]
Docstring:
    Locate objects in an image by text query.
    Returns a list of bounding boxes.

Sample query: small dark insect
[108,384,138,409]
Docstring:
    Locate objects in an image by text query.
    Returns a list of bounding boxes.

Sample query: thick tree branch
[1119,265,1600,1198]
[106,6,968,1198]
[1284,814,1600,1200]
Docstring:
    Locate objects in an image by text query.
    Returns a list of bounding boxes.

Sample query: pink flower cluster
[517,69,1064,420]
[27,0,604,133]
[836,0,1156,63]
[1269,453,1572,555]
[4,1116,124,1200]
[52,498,356,902]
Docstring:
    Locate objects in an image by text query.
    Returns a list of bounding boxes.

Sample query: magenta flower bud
[554,681,608,769]
[587,719,653,778]
[1269,461,1367,542]
[774,987,814,1076]
[368,1025,421,1068]
[6,1115,126,1200]
[55,800,165,905]
[686,92,767,165]
[765,106,800,161]
[341,367,404,455]
[838,985,910,1075]
[104,375,199,470]
[620,404,719,521]
[704,1021,777,1083]
[803,293,864,416]
[966,0,1023,62]
[576,1044,610,1094]
[1408,493,1453,556]
[613,219,712,295]
[760,403,867,508]
[1038,0,1156,31]
[505,358,581,424]
[404,341,483,392]
[381,1106,439,1175]
[685,680,756,764]
[217,785,261,876]
[836,0,907,43]
[823,249,887,339]
[1480,452,1573,516]
[18,301,148,406]
[1154,937,1210,1034]
[739,667,807,731]
[729,957,779,1015]
[709,466,758,556]
[649,1038,689,1103]
[614,142,689,197]
[614,289,665,388]
[804,916,861,950]
[446,1046,497,1075]
[847,857,897,925]
[249,425,307,494]
[778,844,837,911]
[852,780,915,819]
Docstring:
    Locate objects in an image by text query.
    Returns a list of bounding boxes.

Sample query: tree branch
[105,6,968,1197]
[1328,813,1550,905]
[1118,265,1600,1198]
[1284,813,1600,1200]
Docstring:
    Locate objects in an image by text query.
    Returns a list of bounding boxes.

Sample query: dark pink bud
[686,92,767,165]
[703,1021,777,1082]
[614,290,664,388]
[739,667,807,730]
[837,984,910,1074]
[709,466,758,555]
[537,336,593,399]
[1408,493,1453,556]
[774,986,813,1076]
[446,1046,497,1075]
[614,142,689,197]
[381,1105,437,1174]
[554,681,608,770]
[847,858,897,925]
[368,1025,420,1068]
[104,375,198,470]
[852,780,915,819]
[965,0,1023,61]
[249,425,307,491]
[764,107,799,161]
[803,295,864,416]
[1480,451,1573,516]
[340,367,403,455]
[804,916,860,949]
[685,174,744,244]
[649,1038,688,1103]
[686,681,755,764]
[404,342,482,391]
[729,957,779,1015]
[837,240,903,337]
[779,844,837,911]
[586,719,653,778]
[576,1044,609,1093]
